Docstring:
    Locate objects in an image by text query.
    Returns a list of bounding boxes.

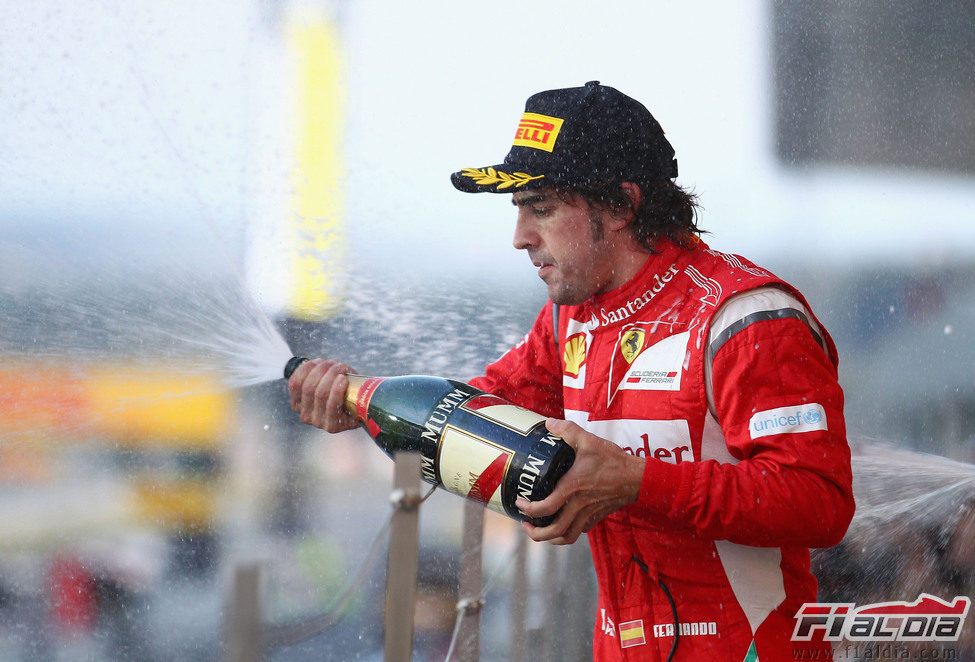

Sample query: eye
[531,205,553,218]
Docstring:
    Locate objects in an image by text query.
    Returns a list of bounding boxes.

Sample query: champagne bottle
[284,357,575,526]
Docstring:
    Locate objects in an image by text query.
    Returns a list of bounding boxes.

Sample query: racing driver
[289,81,855,661]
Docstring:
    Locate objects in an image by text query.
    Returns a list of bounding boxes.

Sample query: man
[289,81,855,661]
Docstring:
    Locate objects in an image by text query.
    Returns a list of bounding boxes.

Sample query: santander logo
[599,264,679,325]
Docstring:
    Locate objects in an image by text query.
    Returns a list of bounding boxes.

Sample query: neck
[597,234,654,295]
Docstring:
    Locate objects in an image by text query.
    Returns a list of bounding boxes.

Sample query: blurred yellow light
[286,7,345,321]
[0,361,233,448]
[85,366,233,447]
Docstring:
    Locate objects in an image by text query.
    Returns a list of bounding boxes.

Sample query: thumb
[545,417,579,447]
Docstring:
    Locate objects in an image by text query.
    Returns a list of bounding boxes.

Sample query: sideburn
[588,213,605,242]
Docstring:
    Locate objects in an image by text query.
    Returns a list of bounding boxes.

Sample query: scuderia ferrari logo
[609,328,690,404]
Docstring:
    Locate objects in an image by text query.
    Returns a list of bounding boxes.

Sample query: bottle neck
[344,374,370,420]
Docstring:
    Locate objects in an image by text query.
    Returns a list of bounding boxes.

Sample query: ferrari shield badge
[620,329,645,364]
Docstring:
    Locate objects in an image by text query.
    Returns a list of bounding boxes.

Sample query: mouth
[532,257,555,279]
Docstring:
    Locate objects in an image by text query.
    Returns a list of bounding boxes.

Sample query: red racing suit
[470,237,854,661]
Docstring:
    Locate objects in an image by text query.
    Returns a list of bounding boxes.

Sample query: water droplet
[263,424,270,431]
[944,325,953,335]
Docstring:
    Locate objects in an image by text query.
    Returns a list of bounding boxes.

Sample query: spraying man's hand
[287,358,360,433]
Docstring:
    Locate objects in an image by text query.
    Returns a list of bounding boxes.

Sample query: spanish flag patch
[619,619,646,648]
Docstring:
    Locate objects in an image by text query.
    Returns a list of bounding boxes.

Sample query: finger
[515,489,567,521]
[523,487,611,541]
[538,503,603,545]
[512,454,583,528]
[289,358,322,411]
[520,507,578,544]
[518,504,559,542]
[299,360,333,424]
[326,369,355,431]
[520,519,545,542]
[310,361,345,428]
[520,522,576,546]
[581,509,603,533]
[544,417,576,444]
[518,495,584,541]
[565,502,604,541]
[545,418,596,455]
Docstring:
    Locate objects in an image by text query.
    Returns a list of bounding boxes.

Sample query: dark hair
[558,180,704,250]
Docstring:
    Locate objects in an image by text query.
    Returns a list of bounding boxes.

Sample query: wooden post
[454,499,485,660]
[225,562,264,662]
[384,451,422,662]
[509,533,529,662]
[540,544,561,660]
[562,538,596,660]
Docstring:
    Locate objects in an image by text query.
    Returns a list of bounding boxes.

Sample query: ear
[620,182,642,215]
[604,181,642,233]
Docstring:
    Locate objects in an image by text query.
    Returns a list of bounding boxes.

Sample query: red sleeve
[469,304,564,419]
[633,316,854,548]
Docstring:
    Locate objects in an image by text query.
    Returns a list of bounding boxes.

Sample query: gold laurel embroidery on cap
[460,167,545,189]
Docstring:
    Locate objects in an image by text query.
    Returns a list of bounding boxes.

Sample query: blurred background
[1,0,974,660]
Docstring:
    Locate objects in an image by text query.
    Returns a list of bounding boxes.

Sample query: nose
[512,209,538,251]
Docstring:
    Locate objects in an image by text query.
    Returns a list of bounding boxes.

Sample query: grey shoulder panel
[708,307,825,359]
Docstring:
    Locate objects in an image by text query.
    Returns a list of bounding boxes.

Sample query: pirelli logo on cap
[512,112,564,152]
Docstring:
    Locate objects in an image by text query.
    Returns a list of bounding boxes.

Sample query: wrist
[633,457,687,519]
[624,454,647,505]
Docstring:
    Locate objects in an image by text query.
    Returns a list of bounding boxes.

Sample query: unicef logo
[750,404,827,438]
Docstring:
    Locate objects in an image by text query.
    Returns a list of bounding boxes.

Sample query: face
[511,187,620,305]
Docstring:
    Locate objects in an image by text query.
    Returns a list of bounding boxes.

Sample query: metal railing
[224,451,595,661]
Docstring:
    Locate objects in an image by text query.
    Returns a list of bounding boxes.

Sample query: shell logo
[563,334,587,377]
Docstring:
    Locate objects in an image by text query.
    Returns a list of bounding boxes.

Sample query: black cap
[451,81,678,194]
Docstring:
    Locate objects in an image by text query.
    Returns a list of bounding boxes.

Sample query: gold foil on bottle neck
[344,374,368,418]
